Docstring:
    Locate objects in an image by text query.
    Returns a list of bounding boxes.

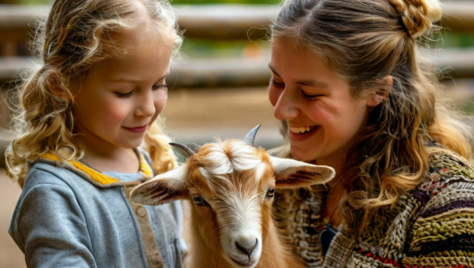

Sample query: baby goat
[131,125,335,268]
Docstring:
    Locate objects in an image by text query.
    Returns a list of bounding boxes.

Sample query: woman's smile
[288,125,319,142]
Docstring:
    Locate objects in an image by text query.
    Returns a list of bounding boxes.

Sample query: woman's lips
[123,125,148,133]
[288,126,319,142]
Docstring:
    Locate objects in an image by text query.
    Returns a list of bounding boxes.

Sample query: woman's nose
[272,88,300,120]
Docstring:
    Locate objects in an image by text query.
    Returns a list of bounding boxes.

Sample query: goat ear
[270,156,335,188]
[130,165,189,206]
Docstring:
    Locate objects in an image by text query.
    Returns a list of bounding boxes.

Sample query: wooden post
[4,41,17,57]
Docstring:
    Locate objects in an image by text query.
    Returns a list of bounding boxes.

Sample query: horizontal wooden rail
[0,56,271,87]
[2,48,474,88]
[1,2,474,43]
[442,2,474,33]
[0,5,277,42]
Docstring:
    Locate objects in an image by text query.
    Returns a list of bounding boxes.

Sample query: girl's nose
[136,91,155,118]
[273,88,300,120]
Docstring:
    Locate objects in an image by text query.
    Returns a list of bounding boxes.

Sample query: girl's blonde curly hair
[6,0,182,187]
[270,0,473,232]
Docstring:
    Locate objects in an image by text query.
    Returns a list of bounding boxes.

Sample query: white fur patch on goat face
[198,141,267,187]
[192,140,271,267]
[215,190,263,268]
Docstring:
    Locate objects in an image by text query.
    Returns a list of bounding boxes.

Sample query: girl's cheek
[150,91,168,122]
[268,87,281,107]
[155,91,168,113]
[102,97,132,121]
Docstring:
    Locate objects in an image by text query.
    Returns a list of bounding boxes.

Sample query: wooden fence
[1,3,474,87]
[1,3,474,166]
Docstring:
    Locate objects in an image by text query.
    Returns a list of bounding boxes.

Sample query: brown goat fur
[131,138,335,268]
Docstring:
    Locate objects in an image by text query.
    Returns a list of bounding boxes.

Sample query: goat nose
[235,238,258,256]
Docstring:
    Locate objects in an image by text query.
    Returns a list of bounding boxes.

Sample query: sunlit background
[1,0,474,267]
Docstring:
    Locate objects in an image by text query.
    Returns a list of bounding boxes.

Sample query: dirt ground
[0,169,26,268]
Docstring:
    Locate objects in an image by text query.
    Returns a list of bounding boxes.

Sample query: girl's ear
[367,75,392,108]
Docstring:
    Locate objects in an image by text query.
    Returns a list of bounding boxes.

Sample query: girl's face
[269,38,379,169]
[74,32,174,152]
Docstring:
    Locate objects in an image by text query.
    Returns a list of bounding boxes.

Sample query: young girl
[268,0,474,267]
[6,0,185,267]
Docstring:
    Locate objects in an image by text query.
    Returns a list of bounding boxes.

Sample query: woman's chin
[290,146,317,163]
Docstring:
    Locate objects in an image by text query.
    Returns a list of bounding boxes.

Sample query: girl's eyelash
[115,91,133,97]
[114,84,168,97]
[153,84,168,90]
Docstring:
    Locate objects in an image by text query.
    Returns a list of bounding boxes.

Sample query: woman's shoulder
[422,148,474,190]
[411,148,474,217]
[402,149,474,266]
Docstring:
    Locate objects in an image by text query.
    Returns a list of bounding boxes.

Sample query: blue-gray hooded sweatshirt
[8,150,186,268]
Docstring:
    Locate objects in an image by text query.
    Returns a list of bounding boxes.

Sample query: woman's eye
[114,91,133,98]
[302,90,323,100]
[266,187,275,198]
[192,195,209,206]
[270,78,285,88]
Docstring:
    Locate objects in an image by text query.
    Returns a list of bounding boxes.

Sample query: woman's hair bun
[388,0,442,38]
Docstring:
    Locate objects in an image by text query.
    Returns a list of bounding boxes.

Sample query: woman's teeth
[289,126,317,134]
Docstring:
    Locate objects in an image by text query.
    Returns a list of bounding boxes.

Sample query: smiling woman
[267,0,474,267]
[268,40,384,170]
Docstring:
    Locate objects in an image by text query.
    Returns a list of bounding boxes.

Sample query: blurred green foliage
[440,32,474,48]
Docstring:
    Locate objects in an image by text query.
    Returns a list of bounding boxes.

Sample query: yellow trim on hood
[138,153,152,177]
[40,152,152,186]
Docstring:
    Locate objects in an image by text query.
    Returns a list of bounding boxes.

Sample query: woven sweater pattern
[277,151,474,268]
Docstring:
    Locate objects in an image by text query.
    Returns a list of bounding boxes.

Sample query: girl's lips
[288,126,319,142]
[123,125,148,133]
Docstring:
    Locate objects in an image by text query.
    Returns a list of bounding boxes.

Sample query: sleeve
[402,176,474,268]
[9,177,97,268]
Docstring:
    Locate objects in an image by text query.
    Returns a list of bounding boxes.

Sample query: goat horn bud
[169,142,196,157]
[243,124,261,146]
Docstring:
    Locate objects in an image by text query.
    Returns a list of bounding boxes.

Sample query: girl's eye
[115,91,133,98]
[266,187,275,198]
[192,195,209,206]
[302,90,323,100]
[152,84,168,91]
[270,77,285,88]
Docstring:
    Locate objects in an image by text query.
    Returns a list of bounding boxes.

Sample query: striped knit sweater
[276,149,474,268]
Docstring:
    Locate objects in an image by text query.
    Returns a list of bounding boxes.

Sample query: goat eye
[266,188,275,198]
[192,195,208,206]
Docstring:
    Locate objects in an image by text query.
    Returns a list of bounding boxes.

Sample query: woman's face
[269,38,378,169]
